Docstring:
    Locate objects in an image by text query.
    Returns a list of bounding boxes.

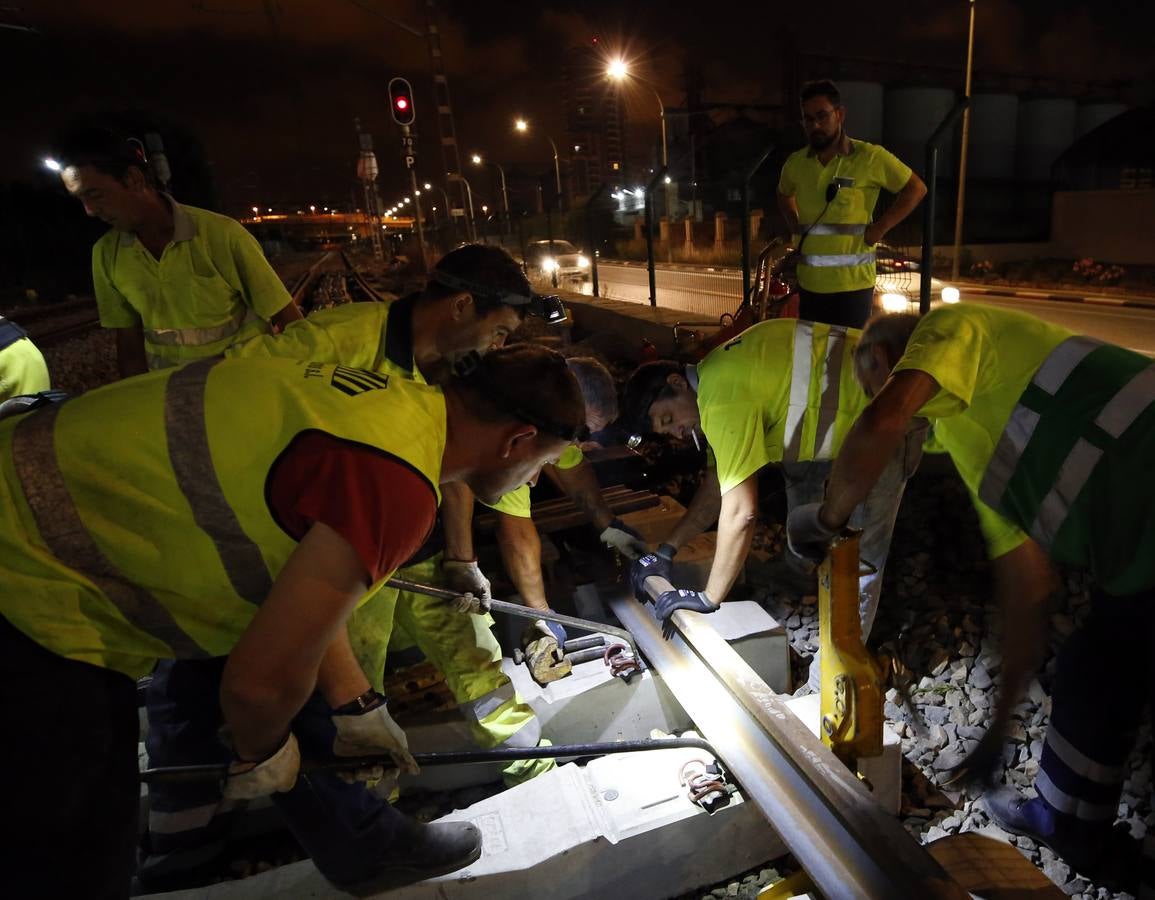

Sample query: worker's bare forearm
[667,468,721,550]
[821,371,937,528]
[777,192,800,236]
[554,461,613,532]
[270,300,304,331]
[704,475,758,602]
[872,175,927,237]
[497,514,550,611]
[440,481,478,561]
[315,628,372,708]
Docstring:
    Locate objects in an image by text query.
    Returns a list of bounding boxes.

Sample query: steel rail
[615,578,966,899]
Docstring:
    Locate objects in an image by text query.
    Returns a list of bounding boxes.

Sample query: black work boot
[332,818,483,897]
[984,786,1139,892]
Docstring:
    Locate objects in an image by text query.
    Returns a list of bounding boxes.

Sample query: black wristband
[656,543,678,560]
[332,689,385,716]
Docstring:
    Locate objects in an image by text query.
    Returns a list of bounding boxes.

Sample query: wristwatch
[333,688,385,716]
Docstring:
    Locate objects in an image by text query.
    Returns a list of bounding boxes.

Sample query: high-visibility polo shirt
[894,304,1069,559]
[485,444,584,519]
[0,318,50,401]
[229,295,426,384]
[697,318,868,494]
[778,140,912,294]
[93,197,293,370]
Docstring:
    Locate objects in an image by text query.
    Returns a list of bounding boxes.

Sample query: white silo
[1016,97,1077,181]
[838,81,885,144]
[884,86,958,174]
[968,93,1018,180]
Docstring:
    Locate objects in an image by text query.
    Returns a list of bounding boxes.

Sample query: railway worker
[777,79,926,328]
[622,318,923,684]
[52,126,302,378]
[788,305,1155,888]
[0,315,50,400]
[138,244,631,891]
[0,343,585,899]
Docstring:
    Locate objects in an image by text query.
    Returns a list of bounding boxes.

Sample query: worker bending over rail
[53,126,301,377]
[0,314,50,400]
[789,305,1155,891]
[622,318,923,683]
[0,345,584,898]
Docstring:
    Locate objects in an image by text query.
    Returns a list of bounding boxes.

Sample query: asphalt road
[579,260,1155,356]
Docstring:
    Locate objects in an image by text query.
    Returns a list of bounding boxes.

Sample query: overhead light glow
[515,118,528,132]
[607,58,629,81]
[42,157,62,172]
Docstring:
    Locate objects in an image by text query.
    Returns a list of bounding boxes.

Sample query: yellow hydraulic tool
[818,528,884,771]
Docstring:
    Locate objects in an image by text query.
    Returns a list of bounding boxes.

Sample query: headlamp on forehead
[430,270,567,325]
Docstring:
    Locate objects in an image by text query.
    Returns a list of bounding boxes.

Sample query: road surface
[574,260,1155,355]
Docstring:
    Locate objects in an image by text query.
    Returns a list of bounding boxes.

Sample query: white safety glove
[332,695,420,778]
[598,517,647,560]
[441,559,493,614]
[223,732,301,800]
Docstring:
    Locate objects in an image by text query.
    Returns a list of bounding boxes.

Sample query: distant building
[562,41,627,204]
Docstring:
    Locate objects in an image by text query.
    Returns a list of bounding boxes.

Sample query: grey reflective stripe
[500,716,542,749]
[798,251,876,267]
[1095,363,1155,438]
[11,404,207,657]
[781,323,815,463]
[1045,724,1125,786]
[145,309,259,348]
[460,681,517,723]
[977,406,1041,510]
[1036,769,1118,822]
[1030,438,1103,547]
[977,336,1103,511]
[797,222,867,236]
[165,358,273,605]
[813,327,848,459]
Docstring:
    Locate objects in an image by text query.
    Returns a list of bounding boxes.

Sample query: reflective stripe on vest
[145,309,259,348]
[799,251,876,268]
[979,335,1155,549]
[797,223,867,236]
[166,358,273,605]
[782,323,850,463]
[11,404,209,658]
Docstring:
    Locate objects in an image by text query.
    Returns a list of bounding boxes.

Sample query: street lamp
[607,58,671,213]
[471,152,511,233]
[513,117,562,210]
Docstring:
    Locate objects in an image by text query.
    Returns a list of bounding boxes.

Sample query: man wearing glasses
[777,80,927,328]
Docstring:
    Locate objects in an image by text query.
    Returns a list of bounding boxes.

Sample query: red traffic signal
[388,77,415,126]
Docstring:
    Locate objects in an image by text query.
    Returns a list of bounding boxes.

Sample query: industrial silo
[838,81,885,144]
[884,86,958,174]
[967,93,1018,180]
[1016,97,1077,181]
[1075,101,1129,139]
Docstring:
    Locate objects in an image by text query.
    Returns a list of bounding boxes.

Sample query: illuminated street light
[481,204,488,214]
[423,182,432,190]
[251,206,259,215]
[470,153,482,165]
[309,204,316,213]
[42,157,62,172]
[606,57,629,81]
[607,59,671,213]
[513,118,562,208]
[470,152,510,230]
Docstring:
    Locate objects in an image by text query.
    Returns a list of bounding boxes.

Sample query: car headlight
[577,255,590,268]
[880,292,910,313]
[541,257,558,272]
[940,285,960,304]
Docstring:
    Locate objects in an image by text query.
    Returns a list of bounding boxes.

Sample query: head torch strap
[430,269,566,324]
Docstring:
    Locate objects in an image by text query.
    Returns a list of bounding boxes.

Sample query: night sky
[3,0,1152,215]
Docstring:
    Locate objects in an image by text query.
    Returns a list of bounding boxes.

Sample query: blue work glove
[786,502,840,567]
[522,618,567,647]
[599,518,648,559]
[630,543,677,602]
[653,589,719,640]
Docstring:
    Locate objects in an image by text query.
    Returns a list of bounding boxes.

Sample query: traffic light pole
[402,124,429,272]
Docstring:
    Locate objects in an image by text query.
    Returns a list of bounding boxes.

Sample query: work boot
[332,818,483,897]
[984,786,1139,892]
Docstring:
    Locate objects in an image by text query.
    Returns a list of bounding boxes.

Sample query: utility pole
[951,0,976,281]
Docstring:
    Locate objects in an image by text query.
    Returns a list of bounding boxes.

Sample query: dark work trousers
[0,614,140,900]
[143,657,407,889]
[798,286,876,329]
[1034,588,1155,844]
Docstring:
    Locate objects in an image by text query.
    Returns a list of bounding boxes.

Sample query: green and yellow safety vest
[0,355,445,677]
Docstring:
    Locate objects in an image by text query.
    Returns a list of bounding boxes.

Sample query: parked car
[873,244,960,313]
[523,240,591,280]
